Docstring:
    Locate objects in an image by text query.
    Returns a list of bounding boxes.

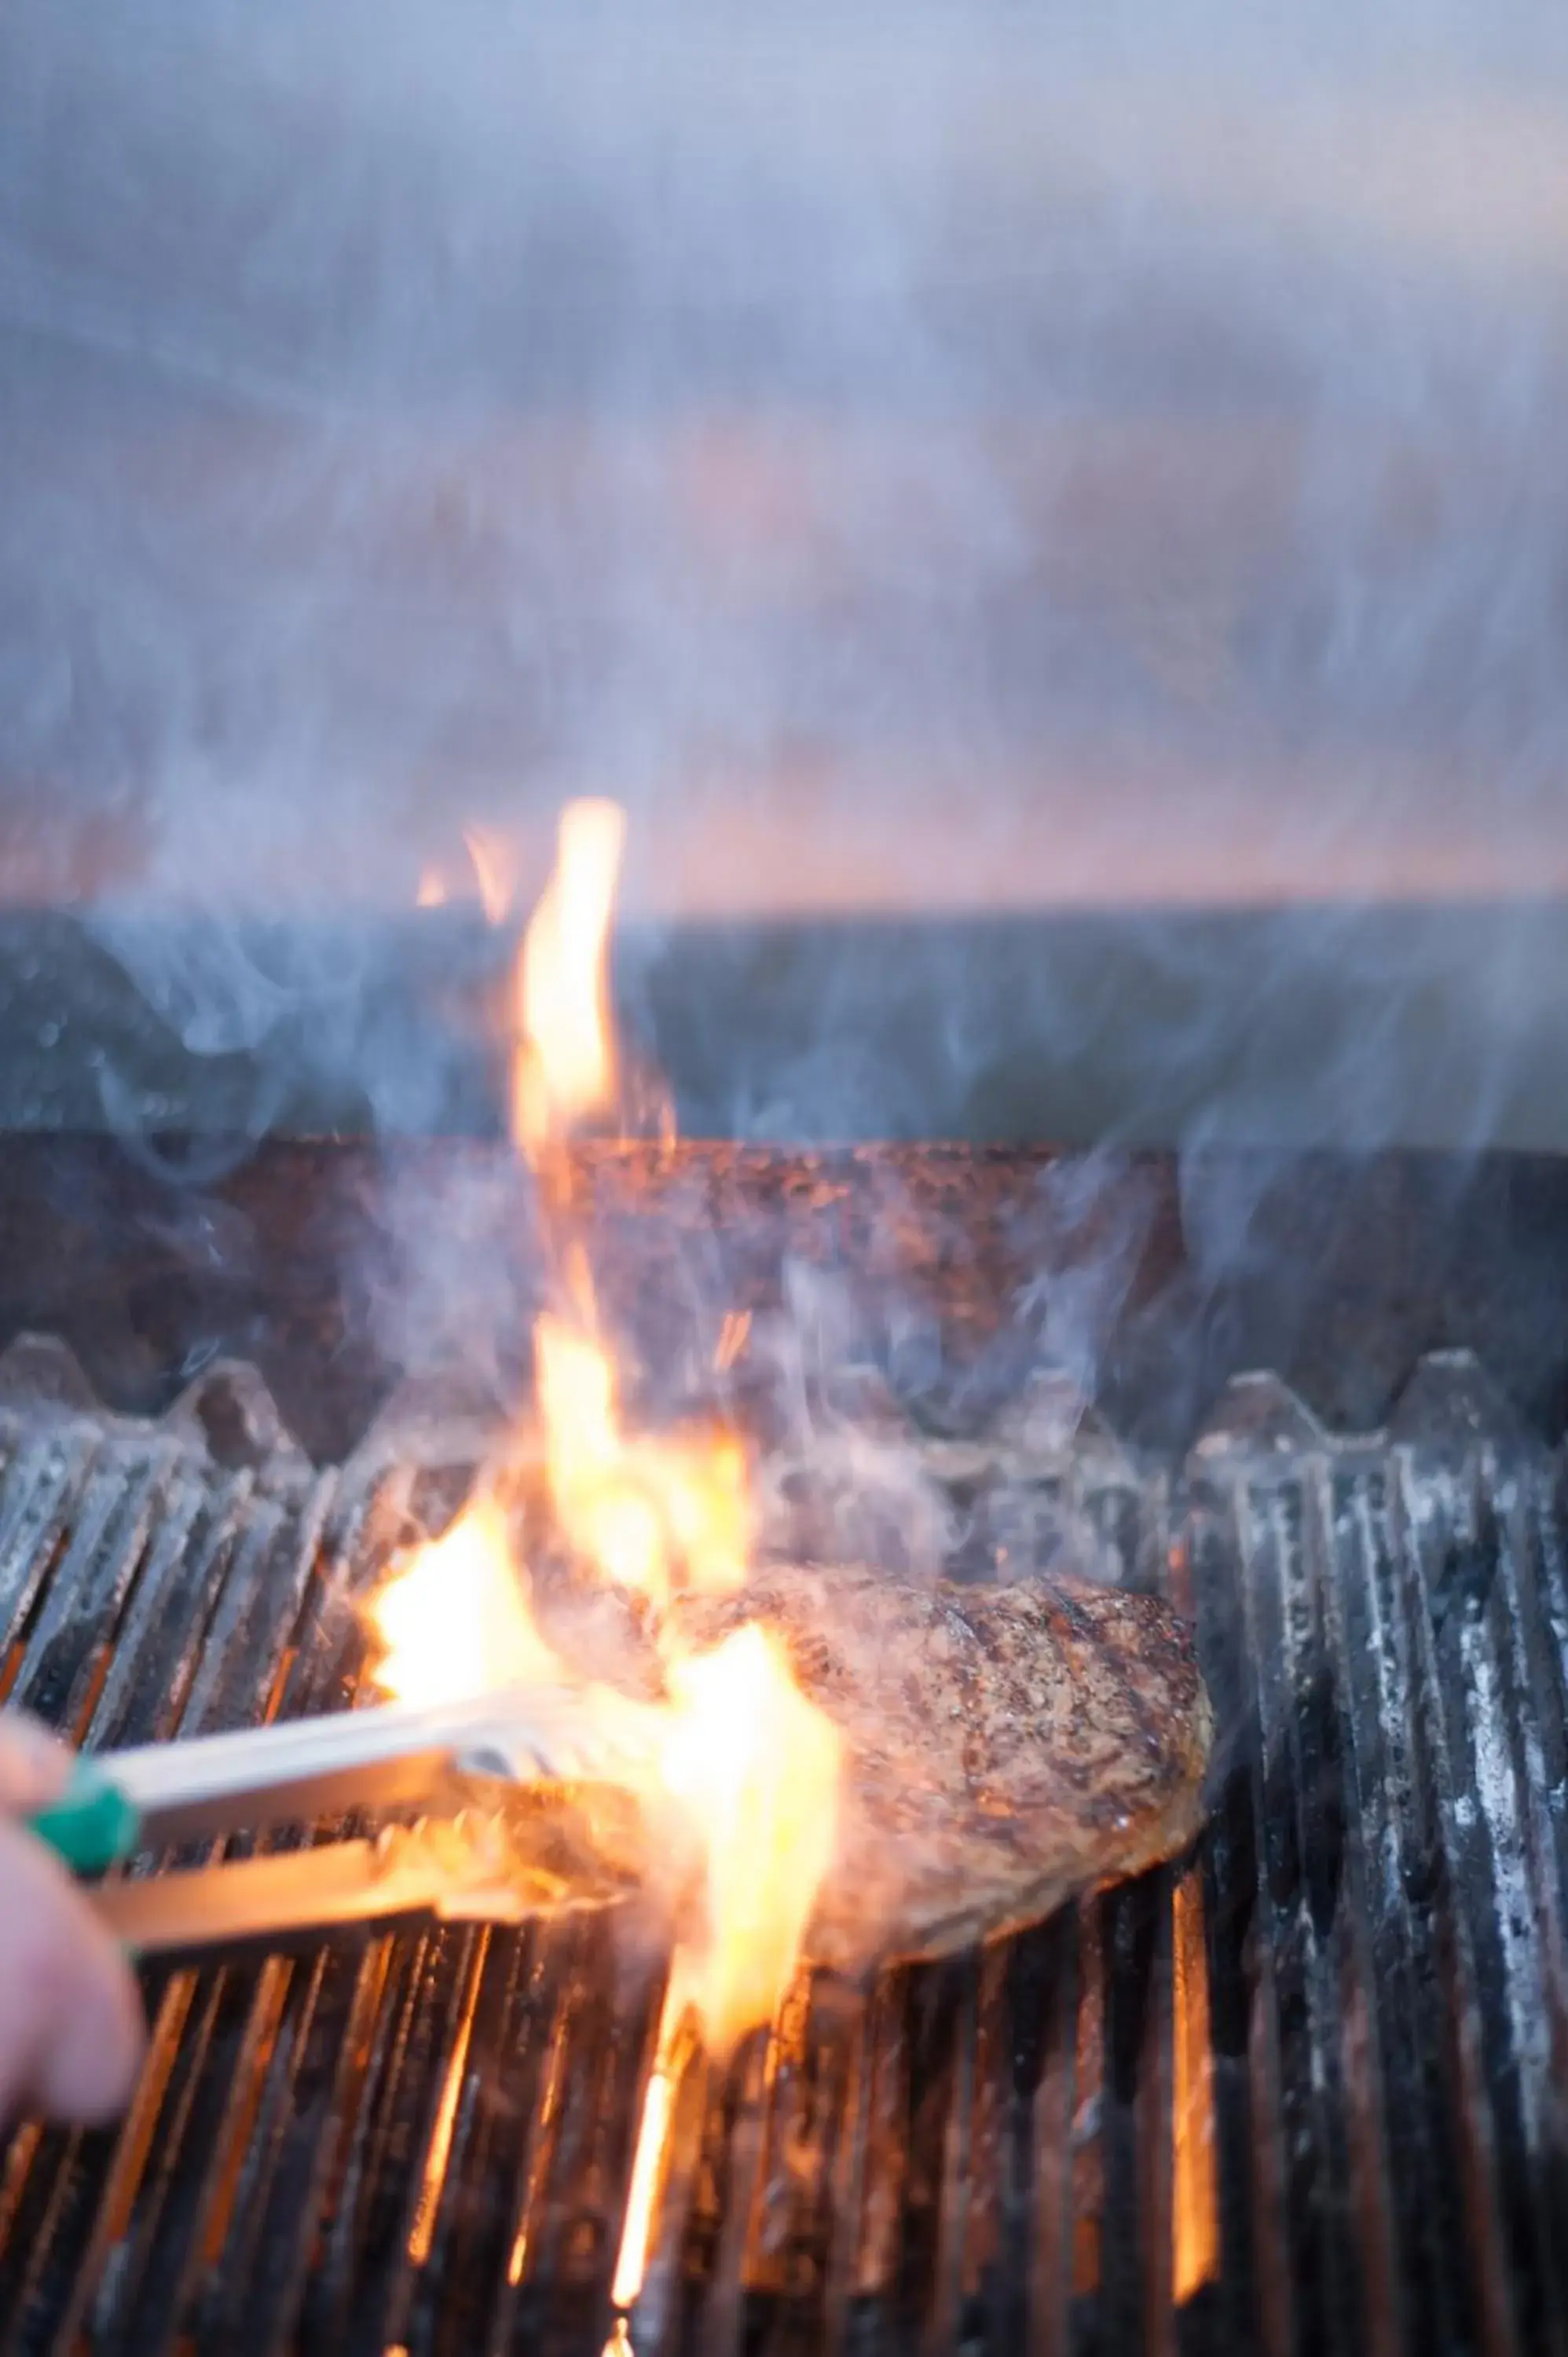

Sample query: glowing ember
[1171,1867,1219,2300]
[609,2041,680,2314]
[514,797,626,1153]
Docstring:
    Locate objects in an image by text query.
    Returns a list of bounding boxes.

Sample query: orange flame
[659,1625,840,2051]
[369,1503,837,2058]
[372,796,841,2319]
[610,2058,679,2314]
[371,1497,563,1704]
[536,1312,750,1609]
[515,808,748,1610]
[514,798,625,1154]
[416,867,449,907]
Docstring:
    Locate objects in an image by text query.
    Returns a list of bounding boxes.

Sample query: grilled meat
[665,1565,1212,1970]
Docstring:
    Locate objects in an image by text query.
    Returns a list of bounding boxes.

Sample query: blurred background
[2,1,1568,1142]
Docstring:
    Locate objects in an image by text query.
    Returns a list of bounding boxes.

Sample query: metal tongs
[27,1685,662,1957]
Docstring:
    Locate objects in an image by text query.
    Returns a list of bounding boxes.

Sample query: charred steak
[664,1566,1212,1970]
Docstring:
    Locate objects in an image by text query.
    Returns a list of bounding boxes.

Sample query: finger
[0,1711,74,1813]
[0,1820,145,2126]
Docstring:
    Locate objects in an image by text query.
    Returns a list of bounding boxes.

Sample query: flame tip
[378,793,841,2184]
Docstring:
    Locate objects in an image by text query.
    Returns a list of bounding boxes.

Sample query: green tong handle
[28,1760,143,1876]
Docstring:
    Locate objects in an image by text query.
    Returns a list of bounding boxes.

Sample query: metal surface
[101,1682,662,1853]
[4,1137,1568,1466]
[92,1825,529,1957]
[0,1347,1563,2353]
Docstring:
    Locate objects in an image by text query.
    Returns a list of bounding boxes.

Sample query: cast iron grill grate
[0,1340,1563,2357]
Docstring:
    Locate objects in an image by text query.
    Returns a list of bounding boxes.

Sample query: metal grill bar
[1323,1453,1467,2357]
[0,1354,1563,2355]
[1396,1442,1568,2357]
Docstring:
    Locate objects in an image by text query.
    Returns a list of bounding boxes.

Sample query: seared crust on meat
[666,1567,1212,1970]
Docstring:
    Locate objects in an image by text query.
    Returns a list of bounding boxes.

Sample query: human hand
[0,1712,145,2124]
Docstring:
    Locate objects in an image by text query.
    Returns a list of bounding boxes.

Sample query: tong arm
[29,1684,662,1873]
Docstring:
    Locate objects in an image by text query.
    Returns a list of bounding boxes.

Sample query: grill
[1,1135,1566,2357]
[7,5,1568,2344]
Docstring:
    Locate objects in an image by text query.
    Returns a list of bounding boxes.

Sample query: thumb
[0,1711,74,1815]
[0,1818,145,2126]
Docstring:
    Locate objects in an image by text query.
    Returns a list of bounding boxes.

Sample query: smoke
[5,1,1568,914]
[4,0,1568,1451]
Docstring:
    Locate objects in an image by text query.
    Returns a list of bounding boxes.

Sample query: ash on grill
[0,1333,1565,2357]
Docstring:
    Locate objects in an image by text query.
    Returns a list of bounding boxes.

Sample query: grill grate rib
[0,1350,1563,2355]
